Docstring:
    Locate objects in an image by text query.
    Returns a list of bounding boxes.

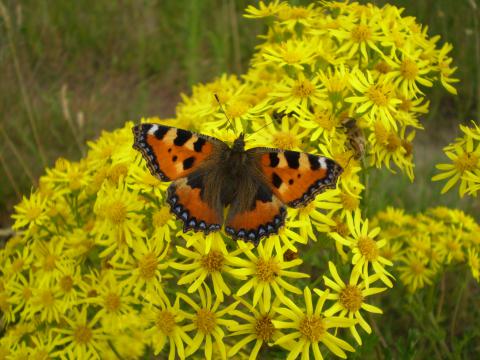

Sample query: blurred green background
[0,0,479,226]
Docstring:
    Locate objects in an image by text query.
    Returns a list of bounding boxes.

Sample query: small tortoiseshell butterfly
[132,123,342,246]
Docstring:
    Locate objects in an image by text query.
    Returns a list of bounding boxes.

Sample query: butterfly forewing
[250,148,343,208]
[132,123,224,181]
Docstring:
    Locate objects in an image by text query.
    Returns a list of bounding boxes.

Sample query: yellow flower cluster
[432,121,480,197]
[372,207,480,292]
[1,2,458,359]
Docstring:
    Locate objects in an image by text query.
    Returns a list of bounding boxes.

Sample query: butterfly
[132,123,343,246]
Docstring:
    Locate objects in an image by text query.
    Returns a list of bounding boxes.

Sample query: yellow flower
[273,287,356,359]
[170,233,242,301]
[432,123,480,196]
[111,236,168,298]
[33,238,72,287]
[144,292,192,359]
[244,0,287,19]
[228,296,284,359]
[384,49,434,97]
[316,261,386,345]
[287,190,342,240]
[269,73,326,115]
[436,42,459,95]
[229,238,309,307]
[262,39,318,71]
[12,192,49,235]
[150,205,177,243]
[330,10,384,61]
[347,69,402,130]
[29,331,62,360]
[178,285,238,360]
[54,305,108,359]
[331,209,394,287]
[397,252,435,292]
[248,114,309,150]
[83,271,138,332]
[93,181,146,260]
[468,248,480,282]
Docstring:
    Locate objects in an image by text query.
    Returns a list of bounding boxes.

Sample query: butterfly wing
[168,174,222,234]
[225,181,286,246]
[132,123,226,181]
[249,147,343,208]
[132,123,226,233]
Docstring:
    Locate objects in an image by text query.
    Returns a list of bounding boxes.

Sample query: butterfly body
[132,123,342,246]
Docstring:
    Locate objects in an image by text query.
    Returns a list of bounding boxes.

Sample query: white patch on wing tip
[148,124,159,135]
[319,157,327,169]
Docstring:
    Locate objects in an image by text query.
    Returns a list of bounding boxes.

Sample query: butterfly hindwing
[132,123,225,181]
[167,174,222,234]
[252,148,343,208]
[225,182,286,245]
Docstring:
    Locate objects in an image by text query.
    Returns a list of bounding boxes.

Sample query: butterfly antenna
[245,120,271,138]
[214,94,236,135]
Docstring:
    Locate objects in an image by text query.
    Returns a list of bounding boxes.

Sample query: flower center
[201,250,224,273]
[367,85,389,106]
[138,252,158,280]
[68,170,83,191]
[255,315,275,341]
[400,59,418,80]
[12,258,24,273]
[39,290,55,307]
[331,216,349,237]
[340,193,359,211]
[23,287,33,300]
[108,163,129,183]
[299,315,325,342]
[339,285,364,312]
[26,206,42,222]
[399,97,412,112]
[271,131,299,150]
[293,79,315,98]
[386,133,401,152]
[74,325,92,344]
[357,236,379,261]
[195,308,216,334]
[43,254,57,271]
[59,275,74,292]
[314,110,336,131]
[256,258,280,282]
[374,61,391,74]
[283,50,301,64]
[153,207,171,228]
[106,200,127,225]
[104,292,121,312]
[409,259,426,275]
[454,152,478,173]
[156,310,176,335]
[227,101,249,118]
[351,24,372,42]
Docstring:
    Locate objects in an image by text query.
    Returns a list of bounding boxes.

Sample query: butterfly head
[232,133,246,152]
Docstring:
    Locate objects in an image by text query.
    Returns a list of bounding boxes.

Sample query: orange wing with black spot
[250,148,343,208]
[225,182,286,245]
[133,123,226,233]
[167,175,222,234]
[132,123,225,181]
